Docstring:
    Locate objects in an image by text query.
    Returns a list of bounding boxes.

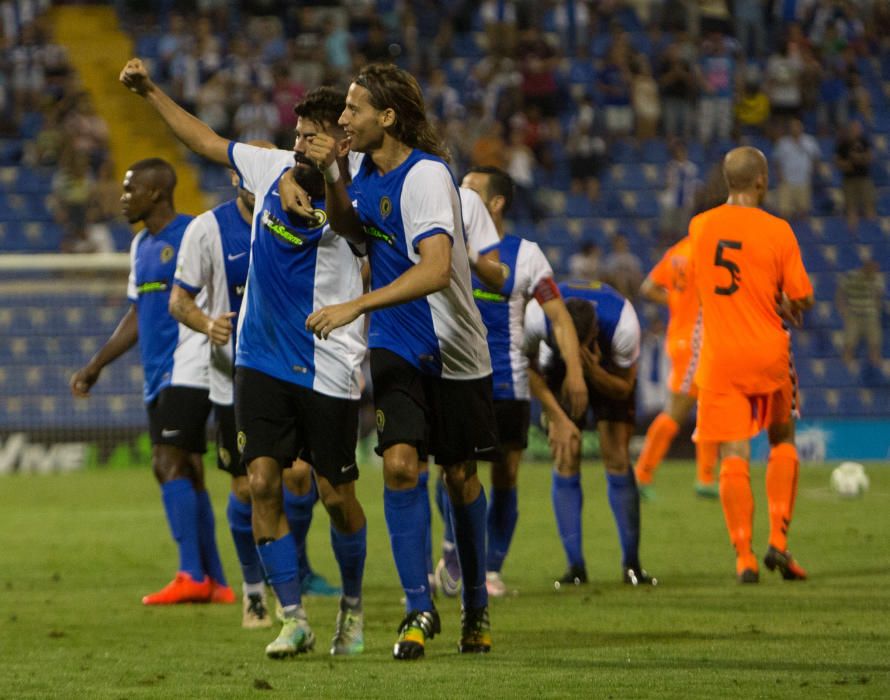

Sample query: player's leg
[305,390,367,655]
[694,438,720,498]
[551,418,586,585]
[432,373,497,654]
[190,450,235,603]
[236,368,314,658]
[143,387,214,605]
[634,391,696,498]
[763,382,807,580]
[372,349,439,660]
[433,463,461,597]
[282,460,339,597]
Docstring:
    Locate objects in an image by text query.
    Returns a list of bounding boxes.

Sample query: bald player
[689,147,813,583]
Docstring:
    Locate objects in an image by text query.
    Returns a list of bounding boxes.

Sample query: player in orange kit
[634,236,718,501]
[689,146,813,583]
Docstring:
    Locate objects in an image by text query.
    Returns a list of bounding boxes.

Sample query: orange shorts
[695,379,797,443]
[668,345,699,396]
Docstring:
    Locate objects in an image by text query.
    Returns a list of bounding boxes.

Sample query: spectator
[765,39,804,134]
[480,0,518,57]
[659,140,699,236]
[426,68,462,122]
[631,55,661,141]
[734,0,767,59]
[471,120,508,169]
[232,86,279,143]
[357,20,395,64]
[734,64,770,136]
[602,234,643,301]
[636,313,670,419]
[322,16,353,77]
[836,260,884,368]
[51,150,92,251]
[568,241,601,282]
[566,97,606,199]
[504,125,538,220]
[835,120,877,231]
[657,42,696,140]
[695,34,736,144]
[816,54,849,134]
[599,43,634,139]
[773,118,821,220]
[270,64,305,144]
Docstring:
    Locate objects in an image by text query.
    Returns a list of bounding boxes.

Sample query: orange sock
[719,456,756,572]
[634,413,679,485]
[696,441,718,485]
[765,442,799,552]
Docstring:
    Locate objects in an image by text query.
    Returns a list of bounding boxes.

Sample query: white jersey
[460,186,499,254]
[472,235,554,400]
[229,142,366,399]
[174,200,251,405]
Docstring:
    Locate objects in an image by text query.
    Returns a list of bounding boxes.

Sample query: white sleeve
[460,186,499,252]
[126,232,143,302]
[227,142,295,195]
[175,212,213,292]
[523,299,548,355]
[519,241,555,298]
[400,160,458,251]
[611,299,641,368]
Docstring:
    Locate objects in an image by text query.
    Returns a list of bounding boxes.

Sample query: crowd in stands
[1,0,888,381]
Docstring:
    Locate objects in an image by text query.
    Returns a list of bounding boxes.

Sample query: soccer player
[633,236,719,501]
[295,63,498,659]
[120,59,369,658]
[689,146,813,583]
[526,281,655,587]
[70,158,234,606]
[435,165,587,598]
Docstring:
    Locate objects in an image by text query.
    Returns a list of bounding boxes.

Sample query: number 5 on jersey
[714,239,742,296]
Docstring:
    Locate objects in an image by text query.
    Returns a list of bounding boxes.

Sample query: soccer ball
[830,461,870,498]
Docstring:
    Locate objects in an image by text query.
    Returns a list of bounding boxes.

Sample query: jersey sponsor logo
[137,281,168,294]
[473,288,507,303]
[379,195,392,218]
[261,210,306,247]
[375,409,385,432]
[233,284,246,297]
[218,446,231,468]
[160,428,181,438]
[364,224,394,246]
[160,245,175,263]
[227,252,247,261]
[237,431,247,453]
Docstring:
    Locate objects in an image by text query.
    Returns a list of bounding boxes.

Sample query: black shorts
[494,399,531,450]
[146,386,212,454]
[370,348,498,466]
[545,363,636,428]
[235,366,360,486]
[213,402,246,478]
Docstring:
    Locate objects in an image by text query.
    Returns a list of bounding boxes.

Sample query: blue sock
[435,476,454,546]
[160,478,204,581]
[256,533,301,608]
[283,480,316,580]
[196,490,227,585]
[418,471,433,576]
[452,489,489,610]
[226,493,264,585]
[384,485,433,612]
[551,471,585,569]
[330,524,366,602]
[487,487,518,573]
[606,469,641,569]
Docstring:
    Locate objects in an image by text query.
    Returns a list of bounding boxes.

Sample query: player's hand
[304,132,339,170]
[278,168,315,219]
[561,370,588,420]
[70,365,100,398]
[579,345,602,383]
[206,311,237,345]
[119,58,154,96]
[775,291,803,328]
[548,414,581,468]
[306,300,363,339]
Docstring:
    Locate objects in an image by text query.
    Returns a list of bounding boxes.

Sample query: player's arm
[119,58,231,165]
[640,274,669,306]
[169,285,236,346]
[69,305,139,397]
[306,233,451,339]
[541,297,588,419]
[580,346,637,400]
[528,362,581,467]
[472,247,506,291]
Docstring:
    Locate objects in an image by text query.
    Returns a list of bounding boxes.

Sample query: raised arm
[69,305,139,397]
[120,58,231,165]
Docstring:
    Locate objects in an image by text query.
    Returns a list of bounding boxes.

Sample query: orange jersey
[648,236,700,359]
[689,204,812,394]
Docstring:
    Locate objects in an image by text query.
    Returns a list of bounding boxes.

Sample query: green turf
[1,461,888,698]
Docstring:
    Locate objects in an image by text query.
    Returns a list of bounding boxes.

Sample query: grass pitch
[1,460,888,698]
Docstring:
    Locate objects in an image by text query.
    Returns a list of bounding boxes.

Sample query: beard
[292,154,325,201]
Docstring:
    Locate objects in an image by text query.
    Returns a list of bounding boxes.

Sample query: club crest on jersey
[218,447,231,468]
[237,431,246,453]
[160,245,175,263]
[375,409,385,432]
[310,208,328,229]
[379,196,392,219]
